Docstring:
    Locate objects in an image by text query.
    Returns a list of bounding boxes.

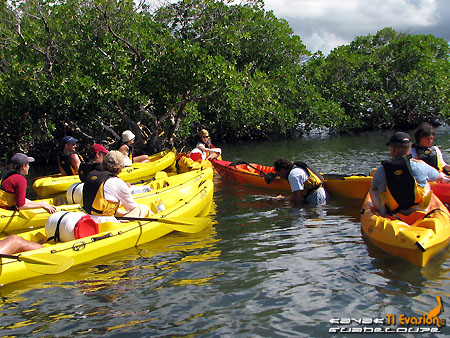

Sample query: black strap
[46,211,70,243]
[71,182,82,204]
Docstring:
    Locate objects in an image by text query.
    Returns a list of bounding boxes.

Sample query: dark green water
[1,129,449,337]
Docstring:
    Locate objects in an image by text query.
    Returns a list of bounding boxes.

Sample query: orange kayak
[211,159,372,199]
[361,192,450,266]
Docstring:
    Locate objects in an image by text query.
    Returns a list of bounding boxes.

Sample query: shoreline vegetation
[1,0,449,164]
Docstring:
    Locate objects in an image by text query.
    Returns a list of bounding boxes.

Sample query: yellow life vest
[0,189,16,208]
[292,161,324,198]
[82,171,120,216]
[300,168,323,198]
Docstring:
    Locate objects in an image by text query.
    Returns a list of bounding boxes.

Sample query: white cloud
[264,0,446,54]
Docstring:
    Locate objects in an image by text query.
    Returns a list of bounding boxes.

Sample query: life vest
[58,151,82,175]
[0,168,18,208]
[82,170,120,216]
[381,156,430,213]
[412,144,442,171]
[78,162,102,183]
[292,161,324,198]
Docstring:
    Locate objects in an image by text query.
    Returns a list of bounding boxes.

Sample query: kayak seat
[416,219,437,233]
[395,211,428,225]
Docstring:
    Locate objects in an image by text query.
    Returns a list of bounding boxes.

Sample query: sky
[263,0,450,54]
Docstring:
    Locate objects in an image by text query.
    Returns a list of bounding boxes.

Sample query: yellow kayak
[1,168,213,234]
[0,170,214,285]
[32,148,177,197]
[176,153,219,173]
[360,192,450,267]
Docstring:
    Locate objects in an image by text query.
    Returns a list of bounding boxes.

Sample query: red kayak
[430,182,450,204]
[211,159,450,203]
[211,159,373,199]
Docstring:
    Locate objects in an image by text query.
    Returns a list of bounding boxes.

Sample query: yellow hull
[360,193,450,267]
[1,168,213,234]
[323,175,372,199]
[0,172,214,285]
[32,148,176,197]
[176,154,219,173]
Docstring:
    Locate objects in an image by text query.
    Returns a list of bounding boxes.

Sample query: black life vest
[0,168,18,188]
[58,151,79,175]
[412,144,440,170]
[381,155,422,213]
[82,170,119,216]
[78,162,102,183]
[292,161,324,198]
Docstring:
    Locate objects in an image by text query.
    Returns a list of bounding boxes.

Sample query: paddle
[0,253,74,274]
[114,216,211,233]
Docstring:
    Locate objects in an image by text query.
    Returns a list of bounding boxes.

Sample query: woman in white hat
[117,130,149,165]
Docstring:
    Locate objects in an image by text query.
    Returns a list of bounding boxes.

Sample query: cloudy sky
[263,0,450,54]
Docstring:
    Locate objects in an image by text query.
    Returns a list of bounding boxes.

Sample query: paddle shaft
[0,253,25,260]
[115,216,210,233]
[115,215,210,226]
[0,252,75,274]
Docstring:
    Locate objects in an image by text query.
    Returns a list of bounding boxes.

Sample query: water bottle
[155,198,166,213]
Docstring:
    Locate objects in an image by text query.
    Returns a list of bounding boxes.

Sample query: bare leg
[0,235,43,255]
[133,155,149,163]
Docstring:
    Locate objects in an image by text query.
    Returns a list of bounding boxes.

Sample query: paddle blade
[162,217,211,233]
[20,253,74,274]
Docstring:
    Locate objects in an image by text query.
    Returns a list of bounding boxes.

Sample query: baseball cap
[104,150,124,168]
[62,136,79,144]
[122,130,135,142]
[10,153,35,166]
[386,132,412,145]
[90,144,108,154]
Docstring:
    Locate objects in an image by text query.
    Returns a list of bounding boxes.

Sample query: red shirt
[1,174,27,207]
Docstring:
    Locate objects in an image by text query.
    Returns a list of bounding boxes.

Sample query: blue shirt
[371,158,439,192]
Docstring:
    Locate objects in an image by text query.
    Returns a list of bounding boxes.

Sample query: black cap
[386,132,411,145]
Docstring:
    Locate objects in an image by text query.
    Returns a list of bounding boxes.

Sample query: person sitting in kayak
[0,153,57,214]
[117,130,149,166]
[82,150,152,224]
[0,235,43,255]
[370,132,450,217]
[189,129,222,162]
[58,136,82,176]
[411,123,450,174]
[272,158,326,206]
[78,144,109,183]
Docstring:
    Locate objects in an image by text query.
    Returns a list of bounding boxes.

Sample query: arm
[436,172,450,184]
[369,187,387,216]
[115,179,139,212]
[118,144,129,157]
[198,144,221,155]
[19,199,57,214]
[292,190,304,206]
[434,146,450,173]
